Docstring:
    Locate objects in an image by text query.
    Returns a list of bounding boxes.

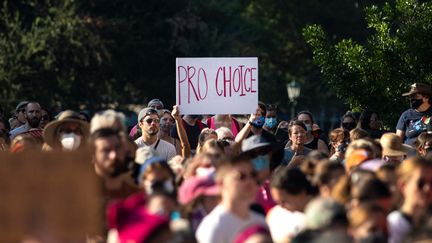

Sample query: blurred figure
[178,176,221,231]
[241,135,276,213]
[414,132,432,158]
[348,203,388,242]
[349,128,369,141]
[0,116,11,151]
[196,156,266,243]
[234,225,273,243]
[90,128,138,199]
[106,192,172,243]
[268,168,314,242]
[135,148,176,196]
[313,161,345,198]
[388,157,432,243]
[10,134,43,152]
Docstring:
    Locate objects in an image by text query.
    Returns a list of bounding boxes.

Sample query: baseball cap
[178,176,220,205]
[147,99,164,109]
[402,83,432,97]
[16,101,29,111]
[137,107,158,122]
[241,135,271,154]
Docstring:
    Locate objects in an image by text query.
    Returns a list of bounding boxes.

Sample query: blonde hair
[90,109,126,133]
[345,139,380,161]
[349,128,369,141]
[200,139,224,155]
[397,157,432,184]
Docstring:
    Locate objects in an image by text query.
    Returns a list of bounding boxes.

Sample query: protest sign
[0,151,103,242]
[176,57,258,114]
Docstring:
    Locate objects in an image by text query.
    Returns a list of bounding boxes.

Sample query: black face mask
[410,98,423,110]
[342,122,356,131]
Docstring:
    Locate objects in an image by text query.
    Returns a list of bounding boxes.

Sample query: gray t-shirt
[134,137,177,161]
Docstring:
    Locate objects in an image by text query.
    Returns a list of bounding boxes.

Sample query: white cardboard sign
[176,57,258,114]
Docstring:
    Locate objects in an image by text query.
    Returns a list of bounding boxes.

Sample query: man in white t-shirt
[134,107,176,161]
[196,156,267,243]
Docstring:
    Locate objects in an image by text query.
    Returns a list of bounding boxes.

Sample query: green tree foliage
[303,0,432,126]
[0,0,111,110]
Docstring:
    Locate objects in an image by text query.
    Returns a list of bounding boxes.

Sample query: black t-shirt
[396,106,432,146]
[170,119,207,150]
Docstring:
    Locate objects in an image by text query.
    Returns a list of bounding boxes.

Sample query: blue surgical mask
[252,155,269,171]
[251,116,265,128]
[265,117,278,129]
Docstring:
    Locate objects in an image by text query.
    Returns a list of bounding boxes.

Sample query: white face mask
[60,133,82,151]
[196,166,216,177]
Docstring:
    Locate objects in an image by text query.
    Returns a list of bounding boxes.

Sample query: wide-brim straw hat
[43,110,90,147]
[380,132,413,157]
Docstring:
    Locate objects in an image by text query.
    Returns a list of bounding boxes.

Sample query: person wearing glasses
[196,155,267,243]
[135,107,176,161]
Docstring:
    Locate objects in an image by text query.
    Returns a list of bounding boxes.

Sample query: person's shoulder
[250,209,266,223]
[196,206,226,241]
[159,139,176,149]
[134,137,142,145]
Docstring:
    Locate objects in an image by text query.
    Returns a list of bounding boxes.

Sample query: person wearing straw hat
[396,83,432,146]
[43,110,90,151]
[380,133,414,164]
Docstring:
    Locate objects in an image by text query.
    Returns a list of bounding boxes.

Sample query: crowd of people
[1,83,432,243]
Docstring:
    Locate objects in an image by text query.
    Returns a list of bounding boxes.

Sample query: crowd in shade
[2,83,432,243]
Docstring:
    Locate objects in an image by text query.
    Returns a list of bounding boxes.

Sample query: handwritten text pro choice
[176,58,258,114]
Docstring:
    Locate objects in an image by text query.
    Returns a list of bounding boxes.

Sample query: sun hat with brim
[178,176,220,205]
[43,110,90,147]
[380,133,413,157]
[402,83,432,97]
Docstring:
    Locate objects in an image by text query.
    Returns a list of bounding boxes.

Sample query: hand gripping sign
[176,57,258,114]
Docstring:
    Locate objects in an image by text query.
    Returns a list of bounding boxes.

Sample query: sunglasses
[17,109,25,113]
[233,170,258,182]
[143,118,160,124]
[41,115,50,120]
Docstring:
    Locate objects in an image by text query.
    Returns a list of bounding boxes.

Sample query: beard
[146,127,159,136]
[27,117,41,128]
